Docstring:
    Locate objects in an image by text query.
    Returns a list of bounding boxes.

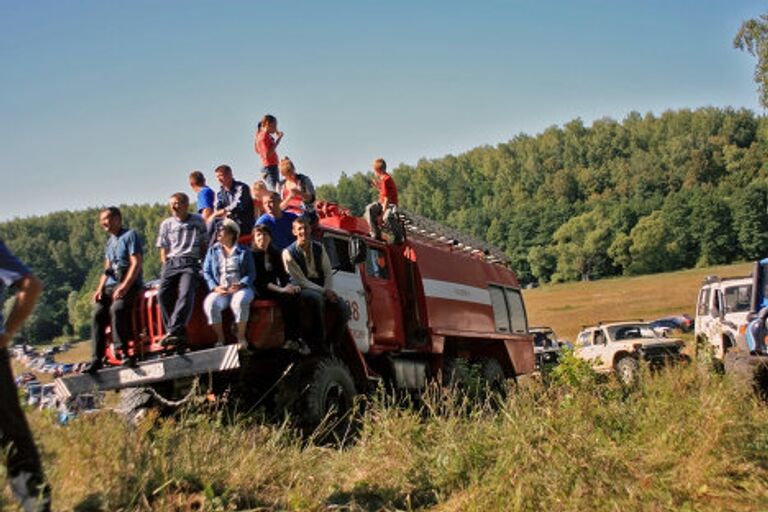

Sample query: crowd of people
[0,113,401,510]
[86,113,400,366]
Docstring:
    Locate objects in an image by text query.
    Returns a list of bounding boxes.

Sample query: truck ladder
[394,209,511,267]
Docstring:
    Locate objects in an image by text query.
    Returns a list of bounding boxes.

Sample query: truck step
[54,345,241,399]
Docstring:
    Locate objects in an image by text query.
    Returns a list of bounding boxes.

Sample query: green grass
[4,262,768,511]
[2,365,768,511]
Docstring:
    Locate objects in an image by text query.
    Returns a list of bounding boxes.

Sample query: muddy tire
[724,352,768,399]
[275,357,357,442]
[615,357,639,386]
[478,357,507,405]
[442,357,471,389]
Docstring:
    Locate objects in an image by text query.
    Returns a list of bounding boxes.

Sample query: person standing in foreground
[283,217,350,354]
[156,193,207,352]
[254,114,283,191]
[364,158,399,241]
[0,239,51,512]
[86,207,144,371]
[189,170,215,222]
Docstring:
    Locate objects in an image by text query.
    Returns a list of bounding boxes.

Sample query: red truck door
[361,242,404,348]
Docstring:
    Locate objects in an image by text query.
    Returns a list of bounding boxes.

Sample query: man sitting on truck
[86,206,144,371]
[283,217,349,353]
[156,192,208,352]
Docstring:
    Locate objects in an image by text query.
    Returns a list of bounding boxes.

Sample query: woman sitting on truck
[251,224,307,353]
[202,219,256,349]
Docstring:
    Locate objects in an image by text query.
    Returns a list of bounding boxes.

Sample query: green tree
[734,13,768,109]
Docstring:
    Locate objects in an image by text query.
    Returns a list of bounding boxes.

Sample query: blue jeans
[261,165,279,192]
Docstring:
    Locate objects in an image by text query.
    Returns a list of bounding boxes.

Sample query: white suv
[694,276,752,361]
[575,322,685,384]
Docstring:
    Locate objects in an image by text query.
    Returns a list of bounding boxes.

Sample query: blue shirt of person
[197,186,215,214]
[0,239,31,335]
[255,211,298,250]
[105,228,144,287]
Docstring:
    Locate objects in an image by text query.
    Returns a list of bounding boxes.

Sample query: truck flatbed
[54,345,240,399]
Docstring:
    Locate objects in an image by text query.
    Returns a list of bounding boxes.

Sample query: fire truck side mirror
[349,237,368,266]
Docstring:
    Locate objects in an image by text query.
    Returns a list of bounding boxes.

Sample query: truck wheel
[478,357,507,404]
[276,357,357,442]
[724,352,768,399]
[442,357,471,390]
[615,357,639,386]
[118,387,154,425]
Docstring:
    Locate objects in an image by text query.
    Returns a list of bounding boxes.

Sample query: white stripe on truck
[421,278,491,306]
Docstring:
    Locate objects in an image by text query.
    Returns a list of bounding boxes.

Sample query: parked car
[651,314,693,334]
[575,321,686,384]
[529,326,566,370]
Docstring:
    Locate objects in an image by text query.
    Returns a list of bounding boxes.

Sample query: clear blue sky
[0,1,764,221]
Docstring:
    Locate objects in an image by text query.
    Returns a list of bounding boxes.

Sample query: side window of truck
[365,247,389,279]
[697,288,710,316]
[322,235,354,273]
[505,288,528,334]
[488,285,510,333]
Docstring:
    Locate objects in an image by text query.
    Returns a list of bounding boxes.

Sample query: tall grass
[3,363,768,511]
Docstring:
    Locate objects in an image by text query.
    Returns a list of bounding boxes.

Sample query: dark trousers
[0,348,50,511]
[262,290,301,341]
[158,259,199,338]
[298,289,350,351]
[91,284,138,361]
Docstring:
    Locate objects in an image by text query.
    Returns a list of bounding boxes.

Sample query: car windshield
[724,284,751,313]
[606,324,658,341]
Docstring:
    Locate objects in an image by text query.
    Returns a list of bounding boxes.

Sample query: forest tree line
[1,107,767,344]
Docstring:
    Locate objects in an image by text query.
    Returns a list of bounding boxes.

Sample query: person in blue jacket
[202,219,256,348]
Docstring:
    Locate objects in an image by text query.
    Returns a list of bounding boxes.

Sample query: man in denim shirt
[0,239,51,511]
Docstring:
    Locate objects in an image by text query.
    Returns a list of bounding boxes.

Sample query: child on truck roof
[364,158,399,241]
[255,114,283,192]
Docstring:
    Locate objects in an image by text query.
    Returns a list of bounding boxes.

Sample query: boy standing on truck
[364,158,399,241]
[283,217,349,353]
[0,239,51,511]
[156,193,207,351]
[189,170,215,222]
[86,207,144,372]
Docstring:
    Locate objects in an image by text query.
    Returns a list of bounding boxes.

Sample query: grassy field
[523,261,754,341]
[3,261,768,511]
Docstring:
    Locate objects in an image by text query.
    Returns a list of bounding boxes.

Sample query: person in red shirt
[254,114,283,191]
[364,158,400,241]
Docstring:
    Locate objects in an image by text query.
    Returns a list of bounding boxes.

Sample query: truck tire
[724,352,768,399]
[615,357,639,386]
[275,357,357,442]
[442,357,471,390]
[118,387,154,425]
[478,357,507,398]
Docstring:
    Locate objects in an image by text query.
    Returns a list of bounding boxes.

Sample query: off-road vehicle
[574,321,685,384]
[695,275,752,364]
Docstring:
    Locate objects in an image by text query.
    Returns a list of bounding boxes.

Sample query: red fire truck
[56,205,534,430]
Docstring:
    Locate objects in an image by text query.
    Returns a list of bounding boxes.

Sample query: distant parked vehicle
[575,321,686,385]
[650,315,693,334]
[529,326,566,370]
